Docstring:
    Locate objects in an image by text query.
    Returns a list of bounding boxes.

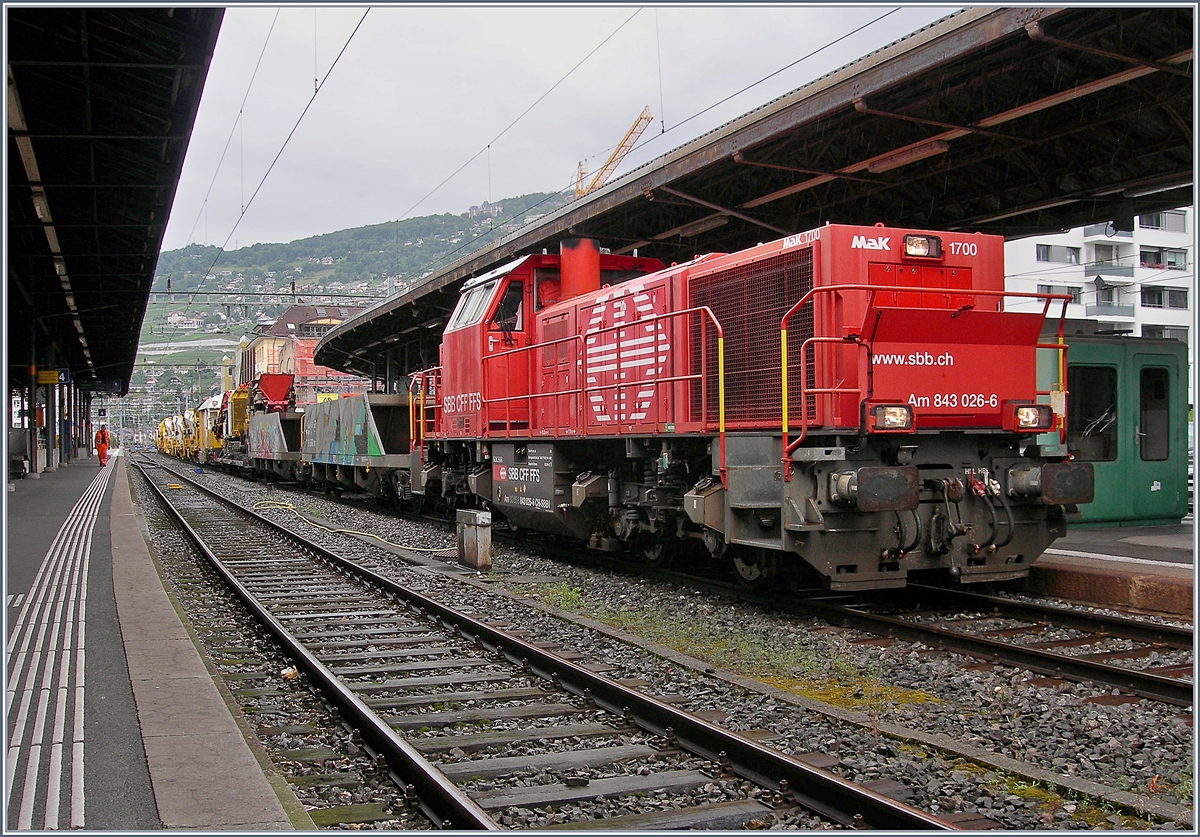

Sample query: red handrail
[478,306,728,486]
[780,285,1073,472]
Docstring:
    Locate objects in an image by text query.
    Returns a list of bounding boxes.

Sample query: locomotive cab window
[533,269,561,310]
[447,279,498,331]
[489,281,524,335]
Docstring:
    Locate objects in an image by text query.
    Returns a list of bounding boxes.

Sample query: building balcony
[1085,303,1136,318]
[1091,263,1135,278]
[1083,223,1132,238]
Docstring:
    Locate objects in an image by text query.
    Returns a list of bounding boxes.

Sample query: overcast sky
[160,4,959,253]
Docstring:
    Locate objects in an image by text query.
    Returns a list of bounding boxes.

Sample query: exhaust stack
[559,237,601,301]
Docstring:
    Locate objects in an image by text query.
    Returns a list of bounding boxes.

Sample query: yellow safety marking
[717,336,726,434]
[418,386,425,443]
[780,329,789,436]
[1057,333,1066,389]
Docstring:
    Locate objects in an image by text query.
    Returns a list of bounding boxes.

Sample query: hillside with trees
[130,191,571,417]
[152,191,568,299]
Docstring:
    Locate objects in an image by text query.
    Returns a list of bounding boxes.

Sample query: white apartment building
[1004,205,1194,406]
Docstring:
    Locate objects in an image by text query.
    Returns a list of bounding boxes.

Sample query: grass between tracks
[524,581,1184,829]
[528,581,939,715]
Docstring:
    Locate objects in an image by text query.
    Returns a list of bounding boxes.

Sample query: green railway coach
[1044,333,1189,525]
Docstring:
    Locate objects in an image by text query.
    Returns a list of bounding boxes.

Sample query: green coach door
[1062,336,1188,525]
[1130,352,1187,520]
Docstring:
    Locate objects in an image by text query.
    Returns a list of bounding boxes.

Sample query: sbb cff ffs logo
[495,464,541,483]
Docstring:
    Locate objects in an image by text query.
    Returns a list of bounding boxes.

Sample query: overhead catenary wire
[166,3,610,334]
[402,8,909,281]
[621,7,903,163]
[395,8,643,223]
[175,7,917,308]
[201,8,370,281]
[179,8,370,329]
[181,9,281,250]
[655,9,666,134]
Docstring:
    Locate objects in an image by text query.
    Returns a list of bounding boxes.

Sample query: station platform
[5,452,310,830]
[1030,519,1195,618]
[4,459,1193,828]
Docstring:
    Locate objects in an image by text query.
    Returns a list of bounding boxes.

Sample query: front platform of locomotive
[684,223,1095,590]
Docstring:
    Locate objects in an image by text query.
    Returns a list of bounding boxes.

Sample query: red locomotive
[411,223,1093,590]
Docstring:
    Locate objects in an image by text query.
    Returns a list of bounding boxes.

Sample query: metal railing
[779,285,1073,478]
[408,367,441,458]
[411,308,729,487]
[479,306,728,485]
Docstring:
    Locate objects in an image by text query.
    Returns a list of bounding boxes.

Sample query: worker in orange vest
[95,424,109,466]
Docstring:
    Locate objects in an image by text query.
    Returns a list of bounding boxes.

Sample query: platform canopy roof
[7,8,224,396]
[316,6,1193,378]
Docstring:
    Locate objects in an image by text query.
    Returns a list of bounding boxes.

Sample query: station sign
[36,368,70,385]
[78,379,123,394]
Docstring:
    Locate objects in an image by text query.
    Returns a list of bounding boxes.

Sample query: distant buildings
[468,201,504,218]
[1005,205,1193,404]
[165,312,201,330]
[237,304,371,404]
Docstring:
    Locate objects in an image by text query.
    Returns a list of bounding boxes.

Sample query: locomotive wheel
[730,547,774,587]
[640,538,676,567]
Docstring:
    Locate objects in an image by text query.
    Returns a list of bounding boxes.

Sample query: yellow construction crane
[574,106,652,198]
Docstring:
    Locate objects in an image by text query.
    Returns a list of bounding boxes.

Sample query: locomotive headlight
[1016,405,1051,429]
[869,404,914,431]
[1002,402,1054,432]
[903,234,942,258]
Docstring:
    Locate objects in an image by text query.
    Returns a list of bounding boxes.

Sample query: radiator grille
[689,248,814,426]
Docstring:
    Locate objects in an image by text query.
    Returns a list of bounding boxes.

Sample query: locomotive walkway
[3,456,1192,828]
[4,452,308,830]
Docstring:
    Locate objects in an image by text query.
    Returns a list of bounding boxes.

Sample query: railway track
[503,538,1194,709]
[172,454,1194,708]
[836,585,1193,707]
[134,457,964,830]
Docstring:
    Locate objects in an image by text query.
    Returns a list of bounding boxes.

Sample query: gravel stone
[137,459,1194,829]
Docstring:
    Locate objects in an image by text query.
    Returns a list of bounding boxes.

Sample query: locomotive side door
[482,279,531,431]
[537,308,577,433]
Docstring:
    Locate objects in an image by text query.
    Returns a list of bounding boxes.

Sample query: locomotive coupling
[829,466,920,511]
[1007,461,1095,505]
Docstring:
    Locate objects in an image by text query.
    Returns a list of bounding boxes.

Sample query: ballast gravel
[143,460,1194,829]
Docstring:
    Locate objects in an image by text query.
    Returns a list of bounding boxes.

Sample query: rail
[143,457,957,829]
[779,285,1072,476]
[136,459,499,829]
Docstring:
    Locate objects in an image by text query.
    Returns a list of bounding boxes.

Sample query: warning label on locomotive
[492,444,555,513]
